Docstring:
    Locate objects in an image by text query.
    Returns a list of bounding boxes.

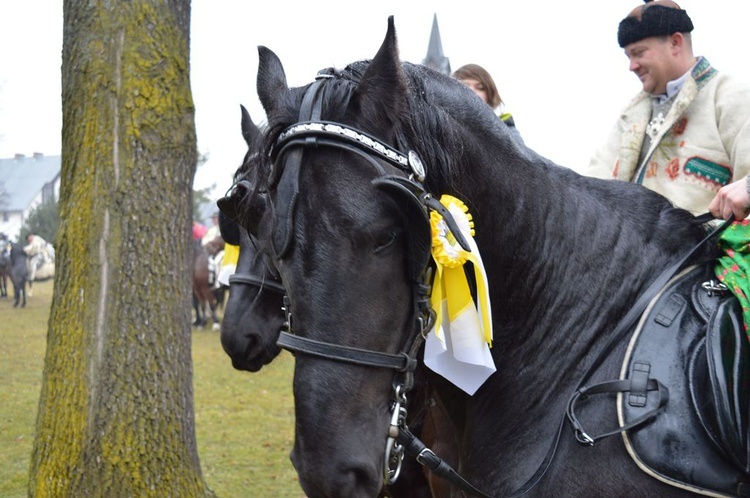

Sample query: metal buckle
[702,279,728,297]
[575,429,595,446]
[384,384,408,484]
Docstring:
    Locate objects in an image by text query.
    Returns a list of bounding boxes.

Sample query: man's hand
[709,178,750,220]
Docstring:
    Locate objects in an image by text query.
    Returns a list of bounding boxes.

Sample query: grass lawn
[0,279,305,497]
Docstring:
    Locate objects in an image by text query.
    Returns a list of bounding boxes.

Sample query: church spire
[422,14,451,75]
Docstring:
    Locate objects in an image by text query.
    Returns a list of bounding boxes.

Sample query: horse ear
[257,46,290,115]
[352,16,407,131]
[240,104,261,149]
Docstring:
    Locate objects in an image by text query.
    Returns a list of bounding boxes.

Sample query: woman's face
[459,78,489,104]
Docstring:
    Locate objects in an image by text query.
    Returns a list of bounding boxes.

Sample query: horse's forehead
[300,158,390,222]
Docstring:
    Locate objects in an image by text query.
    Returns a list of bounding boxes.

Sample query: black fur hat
[618,1,693,48]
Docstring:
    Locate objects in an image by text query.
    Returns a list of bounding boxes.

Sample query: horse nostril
[242,333,261,360]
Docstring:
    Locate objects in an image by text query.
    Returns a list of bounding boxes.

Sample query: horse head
[246,17,451,497]
[218,106,286,372]
[218,212,285,372]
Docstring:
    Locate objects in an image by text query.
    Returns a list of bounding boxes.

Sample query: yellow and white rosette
[424,195,496,395]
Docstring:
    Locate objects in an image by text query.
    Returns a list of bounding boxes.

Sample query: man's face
[624,36,674,95]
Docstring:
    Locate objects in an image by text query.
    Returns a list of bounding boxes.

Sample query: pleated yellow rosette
[424,194,495,395]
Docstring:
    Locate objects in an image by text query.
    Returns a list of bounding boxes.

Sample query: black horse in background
[217,17,740,498]
[219,105,287,372]
[0,245,9,298]
[3,241,29,308]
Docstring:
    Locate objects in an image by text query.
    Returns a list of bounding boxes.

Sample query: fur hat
[618,1,693,48]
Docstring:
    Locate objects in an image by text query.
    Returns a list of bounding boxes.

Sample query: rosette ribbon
[424,194,496,395]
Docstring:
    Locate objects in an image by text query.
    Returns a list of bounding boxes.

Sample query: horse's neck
[448,148,678,376]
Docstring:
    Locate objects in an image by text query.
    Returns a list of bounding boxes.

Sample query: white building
[0,153,60,241]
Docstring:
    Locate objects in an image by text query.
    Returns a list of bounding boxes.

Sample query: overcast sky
[2,1,749,200]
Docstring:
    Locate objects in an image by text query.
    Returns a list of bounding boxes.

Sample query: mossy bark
[29,1,214,496]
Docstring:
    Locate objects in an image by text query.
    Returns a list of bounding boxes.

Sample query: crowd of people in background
[192,211,239,314]
[0,231,55,299]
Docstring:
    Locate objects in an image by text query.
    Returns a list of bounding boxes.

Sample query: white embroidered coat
[584,57,750,215]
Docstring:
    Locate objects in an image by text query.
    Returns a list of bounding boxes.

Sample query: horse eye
[372,229,401,254]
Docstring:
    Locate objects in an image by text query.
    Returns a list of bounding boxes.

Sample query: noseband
[228,267,285,295]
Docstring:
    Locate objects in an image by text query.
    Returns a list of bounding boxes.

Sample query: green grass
[0,281,50,498]
[0,280,305,497]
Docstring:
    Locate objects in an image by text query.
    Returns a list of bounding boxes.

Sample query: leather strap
[277,331,417,372]
[567,378,670,445]
[398,427,492,498]
[228,273,285,294]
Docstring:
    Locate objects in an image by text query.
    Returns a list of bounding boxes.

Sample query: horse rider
[202,212,223,288]
[24,233,53,296]
[202,212,221,247]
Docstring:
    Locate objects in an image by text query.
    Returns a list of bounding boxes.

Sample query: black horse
[219,219,286,371]
[4,241,29,307]
[0,244,9,298]
[219,105,286,371]
[220,18,731,497]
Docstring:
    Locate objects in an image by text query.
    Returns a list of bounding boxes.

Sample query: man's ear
[670,32,684,52]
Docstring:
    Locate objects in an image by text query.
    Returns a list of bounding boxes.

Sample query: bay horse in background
[204,235,228,310]
[192,238,220,329]
[219,17,737,498]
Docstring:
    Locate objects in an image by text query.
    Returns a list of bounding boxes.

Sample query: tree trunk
[29,1,213,496]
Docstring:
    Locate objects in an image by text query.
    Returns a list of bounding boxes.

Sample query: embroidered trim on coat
[684,157,731,186]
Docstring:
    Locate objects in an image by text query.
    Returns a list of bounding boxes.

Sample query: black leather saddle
[620,263,750,496]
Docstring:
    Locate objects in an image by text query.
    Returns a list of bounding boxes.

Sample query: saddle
[620,263,750,496]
